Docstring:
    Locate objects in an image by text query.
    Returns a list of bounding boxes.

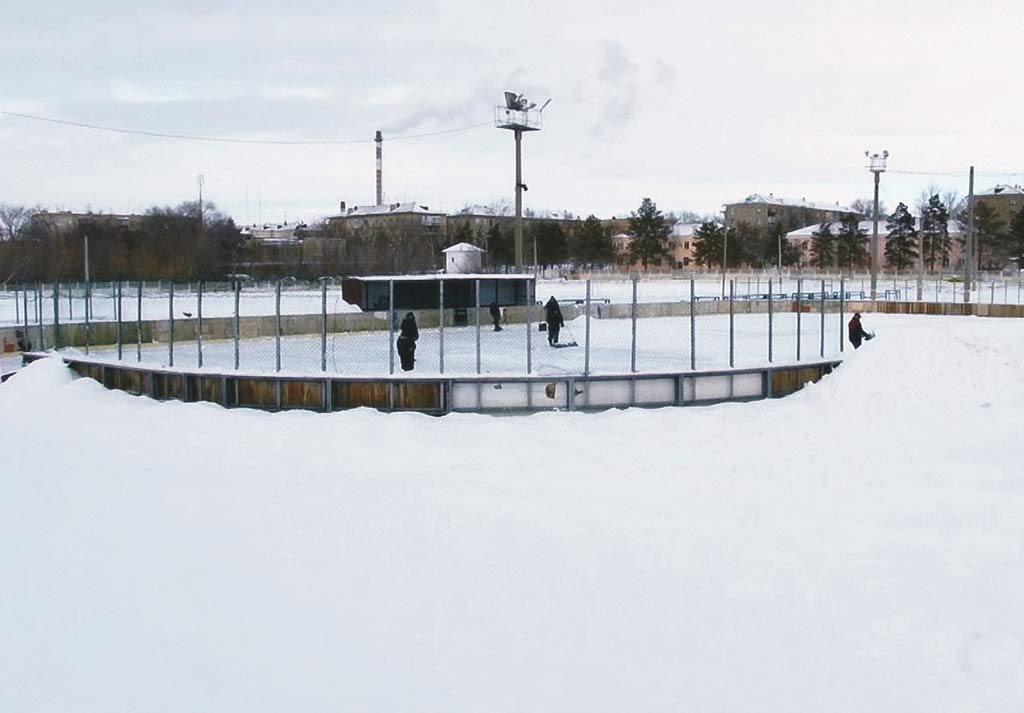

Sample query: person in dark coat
[544,296,564,346]
[396,312,419,371]
[489,301,502,331]
[848,312,872,349]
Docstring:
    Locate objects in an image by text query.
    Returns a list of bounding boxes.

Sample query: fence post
[168,282,175,367]
[275,280,282,372]
[796,277,802,362]
[137,281,143,362]
[36,283,45,351]
[68,284,74,321]
[689,278,695,371]
[728,278,734,368]
[475,278,481,375]
[584,279,592,377]
[22,286,29,349]
[52,282,61,349]
[819,279,825,358]
[388,279,395,375]
[320,278,327,373]
[116,281,123,360]
[768,278,773,363]
[233,279,241,370]
[197,280,204,368]
[839,277,845,353]
[525,281,532,375]
[84,279,91,355]
[439,279,445,374]
[630,277,638,373]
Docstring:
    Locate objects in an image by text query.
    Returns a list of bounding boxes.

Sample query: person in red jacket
[848,312,873,349]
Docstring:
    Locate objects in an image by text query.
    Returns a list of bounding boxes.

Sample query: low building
[341,274,535,312]
[442,242,484,274]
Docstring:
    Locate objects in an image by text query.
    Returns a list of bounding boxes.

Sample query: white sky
[2,0,1022,225]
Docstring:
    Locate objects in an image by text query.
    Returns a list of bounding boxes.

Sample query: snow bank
[2,315,1023,712]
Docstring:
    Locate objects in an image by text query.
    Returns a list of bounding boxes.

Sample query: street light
[495,92,548,273]
[865,150,888,300]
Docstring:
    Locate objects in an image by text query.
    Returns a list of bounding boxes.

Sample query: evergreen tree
[968,201,1008,270]
[533,220,568,267]
[1007,208,1024,270]
[810,221,837,269]
[627,197,673,269]
[573,215,615,267]
[691,222,725,268]
[919,194,951,271]
[728,221,761,267]
[884,202,918,272]
[486,222,514,269]
[836,215,868,272]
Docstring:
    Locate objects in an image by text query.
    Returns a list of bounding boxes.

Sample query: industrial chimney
[375,130,383,206]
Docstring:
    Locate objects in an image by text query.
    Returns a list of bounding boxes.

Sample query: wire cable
[0,109,491,145]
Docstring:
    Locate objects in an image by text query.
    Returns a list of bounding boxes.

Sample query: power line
[0,109,491,145]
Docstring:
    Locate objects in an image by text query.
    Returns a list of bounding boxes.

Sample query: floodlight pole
[865,150,888,301]
[515,127,524,271]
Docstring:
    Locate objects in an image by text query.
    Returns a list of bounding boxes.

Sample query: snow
[2,314,1024,712]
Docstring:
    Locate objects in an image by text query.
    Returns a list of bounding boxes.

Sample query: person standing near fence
[848,312,873,350]
[544,296,564,346]
[489,301,502,332]
[397,311,419,371]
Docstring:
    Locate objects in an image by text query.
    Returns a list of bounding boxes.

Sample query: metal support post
[728,279,735,368]
[965,166,975,303]
[168,282,175,367]
[36,283,44,351]
[388,280,395,375]
[768,278,773,363]
[84,280,91,355]
[275,280,282,372]
[819,279,826,358]
[52,282,60,349]
[233,280,240,369]
[116,281,123,360]
[689,278,696,370]
[796,277,802,362]
[320,279,327,372]
[68,285,73,321]
[22,288,29,348]
[438,279,445,374]
[197,281,204,368]
[137,281,143,362]
[475,279,481,374]
[525,284,532,375]
[584,279,592,377]
[630,278,638,372]
[839,278,845,353]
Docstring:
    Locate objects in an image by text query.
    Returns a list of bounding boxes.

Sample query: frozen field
[2,274,1022,327]
[2,313,1023,712]
[80,311,847,376]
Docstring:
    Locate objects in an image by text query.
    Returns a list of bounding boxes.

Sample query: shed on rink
[341,274,536,312]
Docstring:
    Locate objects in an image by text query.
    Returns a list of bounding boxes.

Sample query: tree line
[0,202,242,283]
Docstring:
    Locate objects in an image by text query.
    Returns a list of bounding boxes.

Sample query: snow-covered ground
[2,275,1022,327]
[3,313,1023,712]
[81,312,846,376]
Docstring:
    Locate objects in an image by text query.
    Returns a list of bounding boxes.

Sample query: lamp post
[865,150,888,300]
[495,93,549,273]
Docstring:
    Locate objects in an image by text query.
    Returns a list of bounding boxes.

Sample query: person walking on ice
[489,301,502,331]
[544,296,564,346]
[397,311,419,371]
[848,312,873,349]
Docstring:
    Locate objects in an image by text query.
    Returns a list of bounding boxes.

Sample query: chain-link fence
[4,274,1021,377]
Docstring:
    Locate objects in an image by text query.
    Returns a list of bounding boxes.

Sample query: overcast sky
[2,0,1022,225]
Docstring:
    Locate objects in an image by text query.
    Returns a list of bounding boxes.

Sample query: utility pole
[865,151,888,300]
[964,166,975,304]
[375,130,383,206]
[197,174,205,228]
[515,127,523,270]
[721,219,728,298]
